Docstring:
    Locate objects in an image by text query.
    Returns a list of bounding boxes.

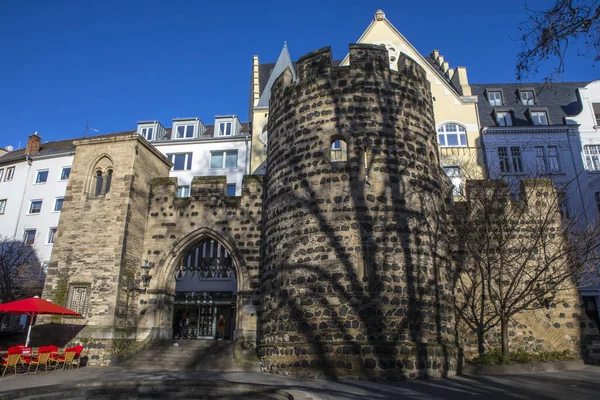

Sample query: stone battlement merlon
[149,175,264,205]
[272,44,430,100]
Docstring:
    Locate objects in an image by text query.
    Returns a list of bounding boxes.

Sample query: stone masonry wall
[136,175,263,341]
[40,133,171,365]
[259,44,458,379]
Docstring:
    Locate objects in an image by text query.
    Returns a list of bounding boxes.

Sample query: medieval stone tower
[258,44,458,379]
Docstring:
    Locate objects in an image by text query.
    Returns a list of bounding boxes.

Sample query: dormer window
[176,124,195,139]
[141,127,154,141]
[593,103,600,126]
[520,90,535,105]
[531,111,548,125]
[488,91,503,106]
[218,122,232,136]
[496,111,513,127]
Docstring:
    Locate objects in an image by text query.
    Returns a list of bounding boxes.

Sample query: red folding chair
[1,347,22,376]
[71,345,84,369]
[23,346,52,373]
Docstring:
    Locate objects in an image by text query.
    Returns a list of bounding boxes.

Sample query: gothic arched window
[90,156,114,197]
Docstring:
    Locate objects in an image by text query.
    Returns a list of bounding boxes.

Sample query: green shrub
[470,349,577,365]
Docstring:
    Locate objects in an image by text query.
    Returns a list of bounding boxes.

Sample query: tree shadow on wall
[258,48,458,380]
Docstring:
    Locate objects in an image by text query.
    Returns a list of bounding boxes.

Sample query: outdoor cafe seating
[1,344,84,376]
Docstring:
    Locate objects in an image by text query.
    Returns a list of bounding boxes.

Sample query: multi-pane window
[510,147,523,173]
[584,145,600,170]
[531,111,548,125]
[54,197,64,212]
[488,91,502,106]
[0,199,6,214]
[175,124,195,139]
[177,186,190,198]
[29,200,42,214]
[35,170,48,184]
[47,227,57,244]
[167,153,193,171]
[498,147,510,173]
[226,184,236,196]
[520,90,535,105]
[141,127,154,141]
[443,166,464,196]
[535,146,546,173]
[5,167,14,181]
[547,146,560,172]
[210,151,238,169]
[496,112,513,126]
[60,167,71,181]
[23,229,36,245]
[218,122,232,136]
[94,169,112,196]
[437,124,467,147]
[66,284,90,317]
[0,169,3,181]
[497,147,522,173]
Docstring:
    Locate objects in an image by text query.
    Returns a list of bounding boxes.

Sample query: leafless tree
[0,235,44,303]
[517,0,600,81]
[452,177,600,356]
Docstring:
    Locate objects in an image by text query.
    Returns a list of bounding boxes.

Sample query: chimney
[25,132,42,155]
[451,67,472,96]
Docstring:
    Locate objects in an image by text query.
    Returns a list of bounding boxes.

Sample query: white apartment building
[0,134,74,270]
[137,115,251,197]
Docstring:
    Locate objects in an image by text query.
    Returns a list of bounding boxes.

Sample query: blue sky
[0,0,598,148]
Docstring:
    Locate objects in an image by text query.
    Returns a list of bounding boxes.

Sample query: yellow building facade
[249,9,485,184]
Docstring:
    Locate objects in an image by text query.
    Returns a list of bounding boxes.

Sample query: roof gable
[257,43,296,108]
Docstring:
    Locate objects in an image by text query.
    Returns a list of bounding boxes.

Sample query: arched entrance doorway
[172,238,237,340]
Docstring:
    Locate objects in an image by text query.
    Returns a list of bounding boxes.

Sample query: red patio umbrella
[0,296,82,346]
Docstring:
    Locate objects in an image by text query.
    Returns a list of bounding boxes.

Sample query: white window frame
[547,146,560,172]
[520,90,535,105]
[496,112,513,127]
[510,146,523,173]
[331,140,342,150]
[35,169,49,184]
[177,186,190,198]
[0,199,6,214]
[210,150,238,169]
[59,166,71,181]
[0,168,4,181]
[23,229,36,245]
[47,227,57,244]
[141,127,154,141]
[174,123,195,139]
[437,123,467,147]
[167,153,192,171]
[488,91,502,106]
[5,167,14,181]
[217,121,233,137]
[584,145,600,171]
[535,146,547,173]
[28,199,42,214]
[531,111,549,125]
[54,197,64,212]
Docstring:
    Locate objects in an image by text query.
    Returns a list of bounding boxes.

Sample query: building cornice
[482,125,578,134]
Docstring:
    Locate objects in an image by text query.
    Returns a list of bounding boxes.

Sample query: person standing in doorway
[216,315,225,340]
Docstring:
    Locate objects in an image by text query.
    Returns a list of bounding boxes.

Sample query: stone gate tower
[259,44,458,379]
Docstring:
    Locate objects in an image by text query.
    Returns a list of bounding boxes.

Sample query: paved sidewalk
[0,365,599,399]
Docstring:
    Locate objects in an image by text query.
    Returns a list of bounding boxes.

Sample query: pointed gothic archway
[146,227,253,340]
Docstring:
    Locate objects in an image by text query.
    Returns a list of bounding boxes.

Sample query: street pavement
[0,364,599,399]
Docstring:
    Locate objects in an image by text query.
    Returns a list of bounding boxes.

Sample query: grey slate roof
[0,131,134,166]
[258,60,342,98]
[471,82,589,128]
[154,123,250,141]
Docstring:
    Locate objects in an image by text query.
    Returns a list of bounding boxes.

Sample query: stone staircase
[120,339,250,371]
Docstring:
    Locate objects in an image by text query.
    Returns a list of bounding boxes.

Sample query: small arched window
[437,124,467,147]
[330,139,348,162]
[90,157,114,197]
